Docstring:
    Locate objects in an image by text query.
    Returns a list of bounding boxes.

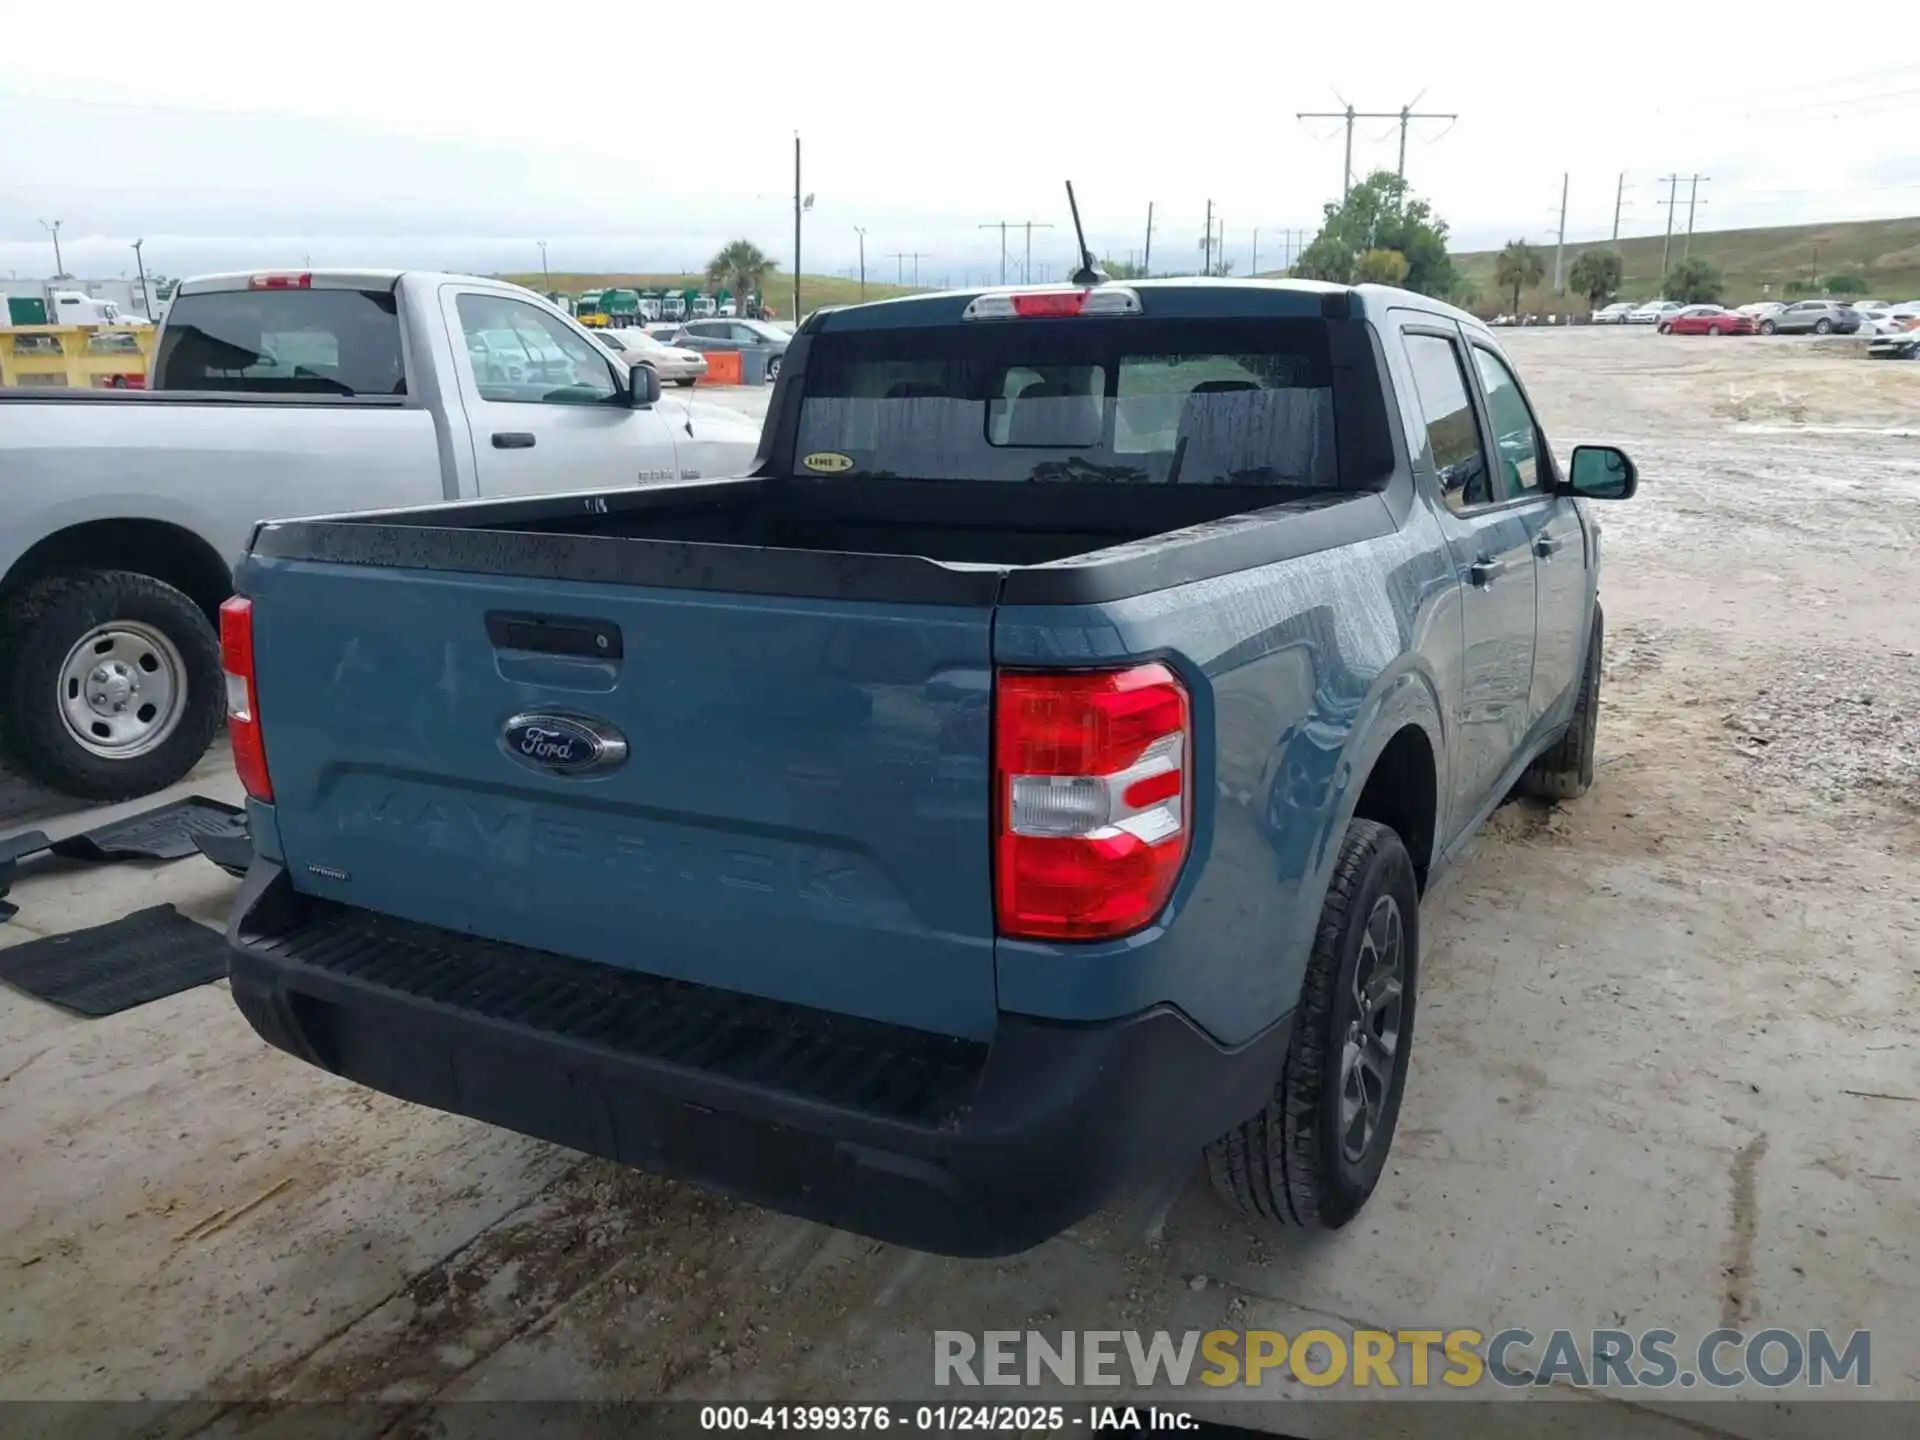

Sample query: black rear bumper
[226,863,1289,1257]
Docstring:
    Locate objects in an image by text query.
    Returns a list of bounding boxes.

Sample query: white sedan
[593,327,709,387]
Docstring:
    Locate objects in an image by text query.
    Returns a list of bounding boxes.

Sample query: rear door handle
[492,431,537,449]
[1469,556,1506,587]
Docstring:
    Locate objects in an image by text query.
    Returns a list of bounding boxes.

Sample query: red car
[1660,305,1754,336]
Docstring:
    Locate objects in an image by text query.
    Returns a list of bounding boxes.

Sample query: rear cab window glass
[1402,333,1492,511]
[795,318,1338,487]
[153,287,405,395]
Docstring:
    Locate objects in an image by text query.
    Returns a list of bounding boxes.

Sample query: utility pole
[1611,172,1626,245]
[889,252,930,286]
[1251,228,1259,277]
[1683,174,1710,260]
[538,240,549,287]
[131,238,151,319]
[1143,202,1154,275]
[853,226,867,301]
[1298,98,1458,201]
[1657,173,1681,284]
[40,219,65,278]
[792,133,802,324]
[979,221,1011,284]
[1552,172,1569,294]
[1202,199,1213,277]
[1020,221,1054,285]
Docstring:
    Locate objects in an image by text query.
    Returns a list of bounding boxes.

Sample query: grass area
[1453,215,1920,315]
[497,271,924,315]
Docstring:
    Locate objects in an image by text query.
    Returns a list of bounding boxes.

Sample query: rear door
[252,565,1001,1040]
[440,284,684,495]
[1398,324,1539,823]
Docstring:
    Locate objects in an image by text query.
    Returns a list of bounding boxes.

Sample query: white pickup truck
[0,268,763,802]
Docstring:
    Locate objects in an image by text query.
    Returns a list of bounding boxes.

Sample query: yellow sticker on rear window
[802,451,855,474]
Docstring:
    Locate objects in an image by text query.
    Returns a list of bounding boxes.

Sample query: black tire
[765,355,782,382]
[0,569,224,802]
[1707,325,1722,336]
[674,377,697,387]
[1759,319,1777,335]
[1814,318,1832,335]
[1205,818,1419,1231]
[1522,605,1603,801]
[1658,323,1673,335]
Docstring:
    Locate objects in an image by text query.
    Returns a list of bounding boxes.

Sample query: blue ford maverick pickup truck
[218,279,1637,1256]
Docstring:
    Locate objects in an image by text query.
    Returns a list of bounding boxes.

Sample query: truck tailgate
[245,559,998,1040]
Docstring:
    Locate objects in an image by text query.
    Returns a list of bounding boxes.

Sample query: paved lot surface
[2,332,1916,1437]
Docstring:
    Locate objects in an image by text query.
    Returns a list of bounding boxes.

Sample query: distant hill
[497,271,923,315]
[1453,215,1920,312]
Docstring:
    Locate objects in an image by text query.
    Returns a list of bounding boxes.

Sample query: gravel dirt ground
[1,329,1916,1439]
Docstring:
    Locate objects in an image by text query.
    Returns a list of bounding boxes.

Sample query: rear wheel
[1707,324,1722,336]
[1205,818,1419,1231]
[765,355,782,382]
[1814,318,1833,335]
[0,569,224,802]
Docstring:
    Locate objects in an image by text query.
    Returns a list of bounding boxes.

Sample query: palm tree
[1494,240,1546,314]
[706,240,778,311]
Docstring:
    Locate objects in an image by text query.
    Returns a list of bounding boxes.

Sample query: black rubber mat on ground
[191,810,253,877]
[0,903,229,1016]
[49,796,245,863]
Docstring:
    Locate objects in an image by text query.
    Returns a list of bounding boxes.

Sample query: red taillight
[994,663,1191,941]
[218,596,273,802]
[247,272,312,290]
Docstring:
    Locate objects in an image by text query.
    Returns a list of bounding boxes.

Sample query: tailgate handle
[485,611,623,660]
[491,431,537,449]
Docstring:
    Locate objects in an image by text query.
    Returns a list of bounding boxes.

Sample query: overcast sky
[4,0,1917,286]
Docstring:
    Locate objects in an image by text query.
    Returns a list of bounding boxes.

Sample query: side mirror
[628,364,662,408]
[1566,444,1637,500]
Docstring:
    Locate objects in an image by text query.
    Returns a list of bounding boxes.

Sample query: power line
[977,220,1052,285]
[888,251,930,286]
[1295,96,1458,201]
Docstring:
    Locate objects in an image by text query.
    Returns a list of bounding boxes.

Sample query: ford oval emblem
[501,712,629,776]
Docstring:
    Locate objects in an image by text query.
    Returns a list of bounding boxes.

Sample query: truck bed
[250,474,1396,607]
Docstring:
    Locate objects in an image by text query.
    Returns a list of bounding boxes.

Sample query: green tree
[1664,257,1726,305]
[1822,273,1867,296]
[706,240,779,308]
[1355,248,1410,285]
[1494,240,1546,313]
[1100,256,1151,279]
[1784,278,1816,297]
[1293,170,1458,299]
[1568,249,1624,308]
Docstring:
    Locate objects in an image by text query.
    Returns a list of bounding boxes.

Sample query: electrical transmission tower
[1295,96,1458,201]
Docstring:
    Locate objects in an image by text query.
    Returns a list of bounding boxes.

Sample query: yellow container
[0,324,157,388]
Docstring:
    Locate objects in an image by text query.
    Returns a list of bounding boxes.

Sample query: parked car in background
[0,269,761,802]
[593,326,709,386]
[1734,301,1786,324]
[1867,322,1920,359]
[1660,305,1755,336]
[1762,300,1863,335]
[1862,304,1920,336]
[1590,301,1636,324]
[1628,300,1683,326]
[671,318,792,380]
